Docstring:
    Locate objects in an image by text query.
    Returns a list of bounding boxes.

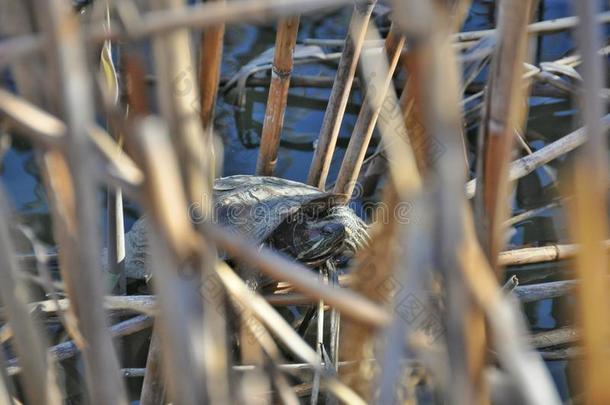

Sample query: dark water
[0,0,604,402]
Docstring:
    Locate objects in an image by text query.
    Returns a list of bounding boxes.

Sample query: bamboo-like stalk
[0,188,61,405]
[4,4,609,70]
[498,241,610,266]
[530,327,579,349]
[128,116,205,405]
[7,315,153,375]
[140,329,166,405]
[512,280,578,303]
[37,1,128,403]
[342,185,404,400]
[148,0,233,398]
[333,26,405,200]
[567,0,610,402]
[198,0,225,179]
[215,262,367,405]
[465,114,610,198]
[205,222,390,327]
[307,0,375,188]
[256,16,300,175]
[474,0,533,276]
[0,88,144,193]
[389,4,489,402]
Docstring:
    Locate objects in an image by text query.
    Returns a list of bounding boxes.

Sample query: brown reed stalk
[0,90,144,200]
[198,0,225,129]
[466,114,610,198]
[215,262,368,405]
[128,117,204,405]
[4,2,610,71]
[474,0,533,277]
[37,1,128,403]
[198,0,225,178]
[140,329,166,405]
[339,184,402,400]
[566,0,610,402]
[307,0,376,188]
[398,49,432,173]
[205,222,389,327]
[389,3,488,403]
[332,20,421,401]
[148,0,232,399]
[0,188,61,405]
[256,16,300,175]
[333,25,405,201]
[459,208,561,404]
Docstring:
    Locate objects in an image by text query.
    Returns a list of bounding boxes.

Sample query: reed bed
[0,0,608,403]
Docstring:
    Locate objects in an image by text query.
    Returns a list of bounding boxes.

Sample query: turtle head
[271,213,346,265]
[271,205,369,266]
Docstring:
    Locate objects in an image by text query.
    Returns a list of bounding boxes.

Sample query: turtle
[122,175,369,283]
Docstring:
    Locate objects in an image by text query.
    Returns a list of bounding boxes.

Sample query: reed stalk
[566,0,610,402]
[256,16,300,175]
[128,116,207,404]
[332,25,405,201]
[38,1,128,403]
[140,329,166,405]
[307,0,375,188]
[474,0,533,276]
[0,188,61,405]
[465,114,610,198]
[198,0,225,178]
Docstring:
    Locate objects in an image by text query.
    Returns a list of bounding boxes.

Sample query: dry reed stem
[205,223,390,327]
[0,189,61,405]
[7,315,153,376]
[140,329,166,405]
[398,49,432,173]
[513,279,578,303]
[465,114,610,198]
[150,0,212,209]
[198,0,225,178]
[567,2,610,398]
[530,327,579,349]
[335,21,420,401]
[307,0,376,188]
[333,25,405,201]
[129,117,204,404]
[0,89,144,191]
[0,0,352,69]
[38,1,128,403]
[256,16,300,175]
[198,0,225,130]
[391,2,486,402]
[459,208,561,404]
[474,0,532,277]
[453,10,610,42]
[215,262,367,405]
[339,185,401,400]
[498,241,610,266]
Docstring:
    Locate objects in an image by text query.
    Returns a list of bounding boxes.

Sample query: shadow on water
[0,0,604,402]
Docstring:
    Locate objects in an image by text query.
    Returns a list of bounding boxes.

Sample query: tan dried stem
[256,16,300,176]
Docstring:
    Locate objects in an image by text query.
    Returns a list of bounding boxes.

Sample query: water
[0,0,603,402]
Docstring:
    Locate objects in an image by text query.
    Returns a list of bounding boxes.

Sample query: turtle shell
[122,175,338,280]
[213,175,336,245]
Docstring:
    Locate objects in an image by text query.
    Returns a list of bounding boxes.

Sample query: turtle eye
[322,223,343,236]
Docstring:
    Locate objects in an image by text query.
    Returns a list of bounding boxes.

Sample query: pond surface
[1,0,605,402]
